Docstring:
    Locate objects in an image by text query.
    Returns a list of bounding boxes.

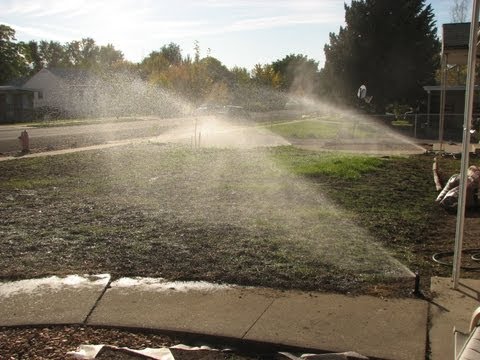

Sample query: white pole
[439,54,447,151]
[452,6,480,289]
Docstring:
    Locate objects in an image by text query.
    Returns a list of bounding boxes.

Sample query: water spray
[194,117,198,149]
[192,117,203,149]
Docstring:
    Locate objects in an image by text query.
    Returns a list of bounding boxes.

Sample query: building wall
[23,69,63,108]
[23,69,96,118]
[0,91,35,123]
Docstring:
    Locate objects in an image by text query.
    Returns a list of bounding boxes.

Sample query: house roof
[423,85,480,92]
[443,23,471,50]
[442,22,480,65]
[46,67,93,84]
[0,86,39,92]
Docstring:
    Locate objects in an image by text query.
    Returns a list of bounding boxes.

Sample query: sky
[0,0,456,71]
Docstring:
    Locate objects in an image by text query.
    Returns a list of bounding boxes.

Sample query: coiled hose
[432,248,480,270]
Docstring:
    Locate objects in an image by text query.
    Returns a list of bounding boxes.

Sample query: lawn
[267,116,385,140]
[0,138,464,296]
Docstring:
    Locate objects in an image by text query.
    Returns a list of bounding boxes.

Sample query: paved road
[0,110,306,155]
[0,116,191,154]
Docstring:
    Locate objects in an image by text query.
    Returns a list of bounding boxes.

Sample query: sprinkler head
[412,271,421,297]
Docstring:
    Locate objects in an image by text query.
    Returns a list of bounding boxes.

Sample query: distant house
[0,86,36,123]
[23,68,98,118]
[422,23,480,141]
[424,85,480,115]
[16,67,182,120]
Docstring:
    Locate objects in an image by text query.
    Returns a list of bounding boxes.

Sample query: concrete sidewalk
[0,274,428,360]
[429,277,480,360]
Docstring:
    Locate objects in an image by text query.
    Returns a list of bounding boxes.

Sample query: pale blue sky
[0,0,456,71]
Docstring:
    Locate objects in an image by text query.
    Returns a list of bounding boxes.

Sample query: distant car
[219,105,251,119]
[194,104,250,120]
[193,104,222,116]
[284,100,302,110]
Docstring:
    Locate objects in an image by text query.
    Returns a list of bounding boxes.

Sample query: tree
[19,40,43,75]
[141,50,170,79]
[65,38,99,68]
[159,42,182,65]
[447,0,469,85]
[451,0,468,22]
[38,40,68,68]
[199,56,230,83]
[140,42,183,81]
[252,64,281,89]
[193,40,200,63]
[271,54,319,94]
[0,24,29,84]
[320,0,440,112]
[98,44,124,68]
[230,66,251,85]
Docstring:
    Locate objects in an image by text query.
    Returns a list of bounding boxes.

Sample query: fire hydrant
[18,130,30,153]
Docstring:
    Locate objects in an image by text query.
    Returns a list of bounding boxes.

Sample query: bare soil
[1,130,477,292]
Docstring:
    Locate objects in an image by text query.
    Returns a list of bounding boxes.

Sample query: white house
[23,68,97,117]
[22,67,185,119]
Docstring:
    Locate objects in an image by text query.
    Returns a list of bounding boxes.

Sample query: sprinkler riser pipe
[414,271,420,296]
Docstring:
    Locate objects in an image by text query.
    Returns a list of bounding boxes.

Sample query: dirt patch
[0,143,421,296]
[1,116,473,358]
[1,140,478,297]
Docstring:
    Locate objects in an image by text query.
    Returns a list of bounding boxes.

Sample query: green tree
[196,56,232,103]
[141,51,170,78]
[252,64,281,89]
[0,24,29,84]
[141,42,183,81]
[230,66,251,85]
[193,40,200,63]
[199,56,230,83]
[271,54,320,94]
[98,44,124,68]
[159,42,182,65]
[320,0,440,111]
[66,38,99,68]
[19,40,43,75]
[38,40,68,68]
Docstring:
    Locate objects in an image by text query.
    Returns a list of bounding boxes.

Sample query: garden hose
[432,248,480,270]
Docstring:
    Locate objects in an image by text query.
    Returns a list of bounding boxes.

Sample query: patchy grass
[272,146,384,179]
[268,120,340,139]
[391,120,413,127]
[267,117,384,140]
[0,143,473,296]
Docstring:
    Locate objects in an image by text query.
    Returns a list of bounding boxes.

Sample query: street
[0,116,190,155]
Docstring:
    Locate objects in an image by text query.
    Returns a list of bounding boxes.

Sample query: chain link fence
[369,113,478,142]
